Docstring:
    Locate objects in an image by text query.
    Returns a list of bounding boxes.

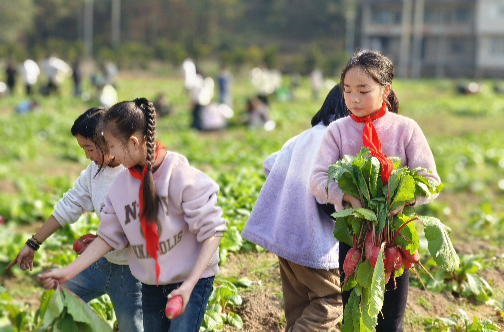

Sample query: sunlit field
[0,72,503,331]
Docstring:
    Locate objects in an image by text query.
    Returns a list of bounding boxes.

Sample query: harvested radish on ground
[73,234,98,255]
[166,296,183,320]
[384,247,402,273]
[343,248,361,278]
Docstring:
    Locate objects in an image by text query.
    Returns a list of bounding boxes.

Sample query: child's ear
[130,135,140,148]
[383,83,391,100]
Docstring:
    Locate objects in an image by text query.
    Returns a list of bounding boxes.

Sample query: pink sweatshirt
[310,111,441,211]
[98,151,227,285]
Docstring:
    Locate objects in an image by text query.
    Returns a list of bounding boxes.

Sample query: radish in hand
[73,234,98,255]
[166,296,183,320]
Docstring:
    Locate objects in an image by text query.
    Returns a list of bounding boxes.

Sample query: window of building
[488,0,504,19]
[453,8,471,23]
[450,38,469,55]
[424,9,450,24]
[490,38,504,55]
[372,9,401,24]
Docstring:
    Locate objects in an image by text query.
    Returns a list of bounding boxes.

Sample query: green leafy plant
[328,147,458,331]
[425,309,500,332]
[200,277,252,331]
[411,254,493,303]
[33,282,113,332]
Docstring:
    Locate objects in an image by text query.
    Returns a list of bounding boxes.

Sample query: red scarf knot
[128,141,166,285]
[350,102,393,184]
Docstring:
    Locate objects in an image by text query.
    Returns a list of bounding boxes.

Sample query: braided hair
[100,98,159,223]
[340,50,399,114]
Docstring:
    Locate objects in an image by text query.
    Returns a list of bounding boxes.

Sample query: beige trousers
[279,257,343,332]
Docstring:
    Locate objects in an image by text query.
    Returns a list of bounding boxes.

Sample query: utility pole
[411,0,425,78]
[84,0,94,59]
[111,0,121,48]
[398,0,413,78]
[345,0,357,55]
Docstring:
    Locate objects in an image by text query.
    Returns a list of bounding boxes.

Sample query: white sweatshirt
[53,162,128,265]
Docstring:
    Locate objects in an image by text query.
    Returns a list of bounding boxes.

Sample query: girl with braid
[16,107,143,332]
[39,98,228,331]
[309,50,441,332]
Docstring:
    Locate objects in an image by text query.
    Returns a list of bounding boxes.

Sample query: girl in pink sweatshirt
[309,50,441,332]
[39,98,227,331]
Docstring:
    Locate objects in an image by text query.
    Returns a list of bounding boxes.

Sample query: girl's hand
[16,246,36,271]
[343,194,362,209]
[388,199,416,217]
[166,281,196,316]
[37,268,71,290]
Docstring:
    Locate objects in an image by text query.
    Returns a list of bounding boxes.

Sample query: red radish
[73,234,98,255]
[364,231,374,260]
[369,246,386,269]
[343,248,361,278]
[385,271,391,285]
[400,248,420,265]
[166,296,183,319]
[384,247,403,273]
[403,259,414,270]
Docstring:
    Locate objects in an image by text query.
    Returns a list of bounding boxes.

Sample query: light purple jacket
[98,152,227,285]
[310,111,441,211]
[242,123,339,270]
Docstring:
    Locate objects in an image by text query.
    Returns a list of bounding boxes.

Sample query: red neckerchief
[128,141,166,285]
[350,102,393,184]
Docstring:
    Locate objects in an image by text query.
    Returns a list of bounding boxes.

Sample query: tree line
[0,0,351,74]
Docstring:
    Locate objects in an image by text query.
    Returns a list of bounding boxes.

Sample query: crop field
[0,72,503,331]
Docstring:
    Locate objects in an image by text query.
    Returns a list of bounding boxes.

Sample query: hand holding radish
[166,281,195,318]
[73,234,98,255]
[166,296,183,319]
[37,268,71,290]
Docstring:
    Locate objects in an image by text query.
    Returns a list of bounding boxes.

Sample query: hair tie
[147,164,153,172]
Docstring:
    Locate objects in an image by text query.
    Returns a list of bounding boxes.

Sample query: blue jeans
[64,257,143,332]
[142,276,214,332]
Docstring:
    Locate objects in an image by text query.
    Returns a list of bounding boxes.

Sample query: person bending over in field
[39,98,227,332]
[242,84,348,332]
[15,107,143,332]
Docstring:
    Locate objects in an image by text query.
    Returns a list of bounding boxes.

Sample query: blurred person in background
[190,71,215,130]
[5,60,16,94]
[246,97,275,131]
[182,58,198,92]
[18,59,40,95]
[72,59,83,97]
[310,68,324,100]
[15,99,40,114]
[217,65,233,107]
[40,56,72,95]
[153,93,173,118]
[103,61,118,88]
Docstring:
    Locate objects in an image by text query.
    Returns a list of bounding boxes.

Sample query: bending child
[309,50,441,332]
[242,84,348,332]
[15,107,143,332]
[39,98,227,331]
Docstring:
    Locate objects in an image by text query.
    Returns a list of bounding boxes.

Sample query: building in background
[359,0,504,78]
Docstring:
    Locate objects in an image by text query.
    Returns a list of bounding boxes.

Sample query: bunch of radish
[343,223,430,290]
[328,148,458,331]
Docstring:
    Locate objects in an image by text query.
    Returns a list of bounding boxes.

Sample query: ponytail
[386,88,399,114]
[134,98,159,224]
